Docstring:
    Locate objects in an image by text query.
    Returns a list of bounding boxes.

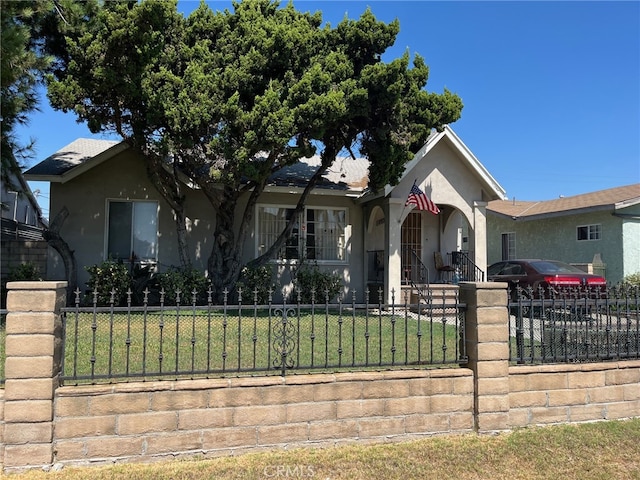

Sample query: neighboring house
[24,125,506,303]
[486,184,640,284]
[1,155,46,229]
[1,155,48,303]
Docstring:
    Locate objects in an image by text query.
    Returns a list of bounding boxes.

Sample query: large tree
[0,0,53,191]
[45,0,462,300]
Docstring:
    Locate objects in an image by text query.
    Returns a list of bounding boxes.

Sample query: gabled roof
[487,184,640,220]
[24,126,504,200]
[1,154,47,228]
[24,138,127,183]
[23,137,369,194]
[375,125,506,201]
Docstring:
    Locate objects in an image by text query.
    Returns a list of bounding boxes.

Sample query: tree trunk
[145,149,191,269]
[43,206,77,304]
[207,185,242,302]
[249,152,336,269]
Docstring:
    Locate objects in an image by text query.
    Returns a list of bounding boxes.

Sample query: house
[1,155,48,304]
[486,184,640,284]
[24,125,506,303]
[1,155,47,229]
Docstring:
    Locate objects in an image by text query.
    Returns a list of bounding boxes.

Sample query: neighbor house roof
[487,184,640,220]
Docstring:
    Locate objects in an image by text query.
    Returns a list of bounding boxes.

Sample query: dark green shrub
[237,264,276,304]
[85,260,131,306]
[293,263,342,303]
[130,263,158,305]
[8,262,42,281]
[156,267,209,305]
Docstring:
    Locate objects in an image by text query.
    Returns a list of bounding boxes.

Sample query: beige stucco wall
[47,151,367,296]
[375,137,494,298]
[249,191,366,299]
[48,150,215,288]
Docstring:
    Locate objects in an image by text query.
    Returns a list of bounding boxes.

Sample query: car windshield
[529,261,585,274]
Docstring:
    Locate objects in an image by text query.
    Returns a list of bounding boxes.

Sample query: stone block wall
[51,369,474,466]
[1,281,639,473]
[509,361,640,426]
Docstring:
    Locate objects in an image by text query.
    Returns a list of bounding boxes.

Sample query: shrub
[237,264,276,304]
[8,262,42,281]
[129,263,158,305]
[155,267,209,305]
[85,260,131,306]
[622,272,640,288]
[293,263,342,303]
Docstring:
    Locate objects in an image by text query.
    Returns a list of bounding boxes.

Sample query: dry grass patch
[9,419,640,480]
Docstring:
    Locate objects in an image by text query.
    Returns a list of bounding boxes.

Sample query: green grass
[60,307,462,383]
[10,419,640,480]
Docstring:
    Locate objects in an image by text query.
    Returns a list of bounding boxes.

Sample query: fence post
[3,281,67,472]
[459,281,510,433]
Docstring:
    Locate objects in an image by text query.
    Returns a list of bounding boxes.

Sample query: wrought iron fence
[60,287,467,385]
[508,284,640,364]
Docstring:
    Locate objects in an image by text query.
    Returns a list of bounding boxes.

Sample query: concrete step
[402,284,460,316]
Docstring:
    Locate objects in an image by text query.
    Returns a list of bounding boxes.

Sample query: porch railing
[59,286,467,385]
[448,251,484,282]
[402,246,430,286]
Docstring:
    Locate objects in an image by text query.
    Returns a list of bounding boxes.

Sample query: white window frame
[576,224,601,241]
[501,232,516,260]
[256,204,348,264]
[105,199,159,264]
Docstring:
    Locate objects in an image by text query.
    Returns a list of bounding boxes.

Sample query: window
[257,206,347,262]
[107,200,158,262]
[501,232,516,260]
[577,224,601,241]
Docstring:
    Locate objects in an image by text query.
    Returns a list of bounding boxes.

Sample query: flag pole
[399,179,418,222]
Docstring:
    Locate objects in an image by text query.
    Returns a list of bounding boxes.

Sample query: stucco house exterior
[486,184,640,284]
[24,125,506,303]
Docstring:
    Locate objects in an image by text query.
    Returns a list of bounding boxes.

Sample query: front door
[401,212,421,284]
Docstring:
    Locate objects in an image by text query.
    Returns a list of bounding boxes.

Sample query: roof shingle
[488,184,640,218]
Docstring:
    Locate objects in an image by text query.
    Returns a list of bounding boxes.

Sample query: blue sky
[19,1,640,219]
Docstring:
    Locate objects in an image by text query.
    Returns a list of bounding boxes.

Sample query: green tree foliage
[44,0,463,300]
[0,0,53,189]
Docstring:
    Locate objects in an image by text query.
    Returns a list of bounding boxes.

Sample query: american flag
[405,183,440,215]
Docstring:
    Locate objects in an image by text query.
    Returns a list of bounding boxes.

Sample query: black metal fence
[508,284,640,364]
[59,287,467,385]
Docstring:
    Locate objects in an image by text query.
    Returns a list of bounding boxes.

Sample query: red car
[487,259,607,298]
